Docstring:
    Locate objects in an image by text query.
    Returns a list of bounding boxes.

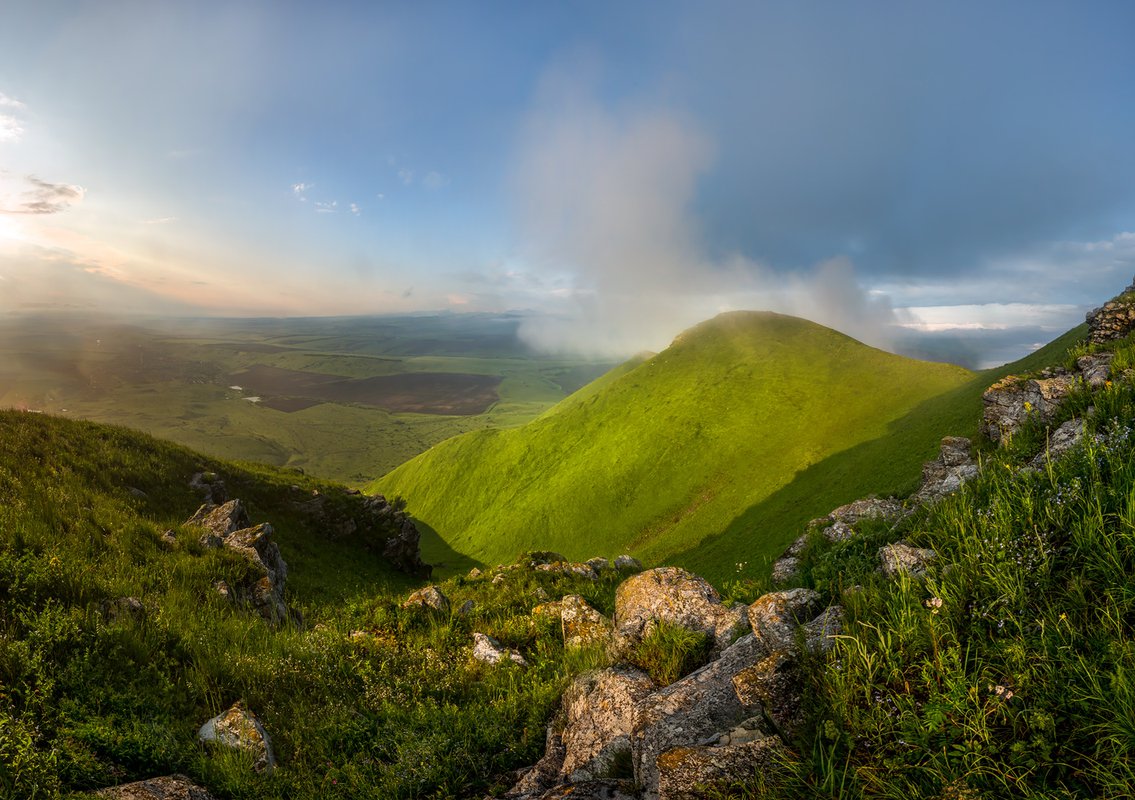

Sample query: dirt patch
[227,365,501,415]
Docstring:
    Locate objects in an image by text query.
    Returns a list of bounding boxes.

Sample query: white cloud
[314,200,337,213]
[397,168,414,185]
[896,303,1082,332]
[1,176,86,215]
[0,115,24,143]
[0,93,26,110]
[376,192,385,200]
[350,203,360,215]
[423,171,448,190]
[291,182,313,201]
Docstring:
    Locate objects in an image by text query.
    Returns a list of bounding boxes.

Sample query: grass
[752,330,1135,798]
[374,312,975,580]
[0,411,626,799]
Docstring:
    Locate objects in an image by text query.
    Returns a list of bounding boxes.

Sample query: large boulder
[630,633,766,799]
[655,736,784,800]
[747,589,824,653]
[472,632,527,667]
[914,436,980,504]
[95,775,217,799]
[187,500,251,548]
[198,703,275,772]
[614,567,748,654]
[1077,353,1114,388]
[982,375,1075,445]
[561,667,658,781]
[560,595,611,649]
[731,651,803,737]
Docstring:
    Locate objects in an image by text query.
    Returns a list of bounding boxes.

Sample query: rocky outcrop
[472,633,527,667]
[879,542,936,578]
[95,774,217,799]
[1077,353,1114,388]
[402,585,451,615]
[198,703,275,772]
[914,436,980,504]
[655,735,784,800]
[188,500,251,549]
[560,668,657,781]
[1087,279,1135,344]
[828,497,903,526]
[1029,418,1088,467]
[747,589,824,653]
[537,561,599,580]
[982,374,1076,445]
[613,568,748,655]
[561,595,611,649]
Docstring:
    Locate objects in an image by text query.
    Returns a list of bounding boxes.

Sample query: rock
[731,651,803,738]
[802,605,844,653]
[630,633,766,798]
[381,513,431,578]
[1087,283,1135,344]
[1077,353,1114,388]
[822,520,855,543]
[458,599,475,616]
[127,486,148,499]
[213,580,232,601]
[198,703,275,772]
[747,589,823,652]
[654,736,784,800]
[225,523,289,624]
[614,567,749,654]
[472,632,527,667]
[536,561,599,580]
[782,534,809,558]
[915,437,980,504]
[95,774,217,799]
[102,596,145,622]
[187,500,251,549]
[879,542,937,578]
[531,781,638,799]
[561,595,611,649]
[587,557,611,572]
[982,375,1075,445]
[1030,418,1088,467]
[507,728,568,798]
[468,567,483,579]
[159,529,178,549]
[769,557,800,585]
[614,555,644,572]
[533,601,564,620]
[189,471,227,506]
[402,585,451,615]
[559,667,657,781]
[523,551,570,567]
[828,497,902,525]
[492,573,507,586]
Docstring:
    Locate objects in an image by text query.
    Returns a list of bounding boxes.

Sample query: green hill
[373,312,976,580]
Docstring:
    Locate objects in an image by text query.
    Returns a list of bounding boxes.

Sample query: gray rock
[802,605,844,654]
[822,520,855,542]
[1077,353,1114,388]
[747,589,823,652]
[829,497,902,525]
[1030,418,1088,467]
[915,437,980,504]
[769,556,800,585]
[532,782,638,799]
[614,555,644,572]
[94,774,217,799]
[655,736,784,800]
[561,595,611,649]
[225,523,289,624]
[879,542,937,578]
[730,651,802,737]
[536,561,599,580]
[458,599,475,616]
[472,632,527,667]
[198,703,275,772]
[186,500,251,549]
[586,557,611,572]
[159,529,178,549]
[102,596,145,622]
[982,375,1075,445]
[467,567,483,579]
[782,534,809,558]
[630,633,766,798]
[402,585,451,615]
[1087,283,1135,344]
[614,567,749,655]
[560,667,657,781]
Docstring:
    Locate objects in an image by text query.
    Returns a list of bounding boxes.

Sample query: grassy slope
[374,312,974,580]
[0,411,619,798]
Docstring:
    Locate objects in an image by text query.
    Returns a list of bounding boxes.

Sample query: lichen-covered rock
[533,600,564,619]
[102,596,145,622]
[467,567,483,579]
[472,632,527,667]
[1077,353,1114,388]
[189,471,227,506]
[822,520,855,542]
[802,605,843,653]
[587,557,611,572]
[769,556,800,585]
[561,595,611,649]
[879,542,937,578]
[522,551,570,567]
[559,667,657,781]
[630,633,766,798]
[747,589,823,652]
[226,523,289,624]
[1029,418,1088,467]
[655,736,784,800]
[198,703,275,772]
[187,500,251,548]
[915,437,980,504]
[95,774,217,799]
[829,497,902,525]
[982,375,1075,445]
[1087,283,1135,344]
[614,567,749,655]
[732,651,802,738]
[531,781,639,799]
[402,585,451,615]
[614,555,644,572]
[536,561,599,580]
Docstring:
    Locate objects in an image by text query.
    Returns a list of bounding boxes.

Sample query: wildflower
[925,597,944,614]
[734,561,748,573]
[1024,401,1034,412]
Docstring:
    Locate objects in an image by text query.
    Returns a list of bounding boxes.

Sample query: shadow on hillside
[414,518,485,579]
[668,325,1090,584]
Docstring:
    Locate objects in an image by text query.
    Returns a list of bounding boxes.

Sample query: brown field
[228,365,502,415]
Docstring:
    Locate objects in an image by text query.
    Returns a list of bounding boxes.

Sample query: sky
[1,1,1134,366]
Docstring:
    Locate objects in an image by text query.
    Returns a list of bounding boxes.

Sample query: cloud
[423,171,448,190]
[141,217,177,225]
[0,92,25,110]
[1,176,86,215]
[0,115,23,143]
[291,182,313,201]
[350,202,360,216]
[314,200,337,213]
[397,168,414,185]
[510,68,898,357]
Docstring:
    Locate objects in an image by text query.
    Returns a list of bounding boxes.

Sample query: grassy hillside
[0,411,621,798]
[373,312,974,580]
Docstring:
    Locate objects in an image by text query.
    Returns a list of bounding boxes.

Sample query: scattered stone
[782,534,809,558]
[127,486,148,499]
[586,557,611,572]
[747,589,823,652]
[344,487,361,496]
[1078,353,1114,388]
[915,437,980,504]
[187,500,251,549]
[95,774,217,799]
[159,529,178,549]
[402,585,451,615]
[614,567,749,654]
[654,736,784,800]
[472,632,527,667]
[536,561,599,580]
[213,580,232,602]
[561,595,610,649]
[189,471,227,506]
[523,551,570,567]
[769,556,800,585]
[198,703,275,772]
[982,375,1075,445]
[698,715,774,747]
[102,596,145,622]
[822,520,855,543]
[468,567,483,579]
[828,497,902,525]
[458,599,475,616]
[879,542,937,578]
[492,573,507,586]
[224,523,289,624]
[532,586,550,601]
[613,555,644,572]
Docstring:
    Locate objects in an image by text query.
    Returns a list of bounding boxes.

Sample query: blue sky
[1,1,1134,363]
